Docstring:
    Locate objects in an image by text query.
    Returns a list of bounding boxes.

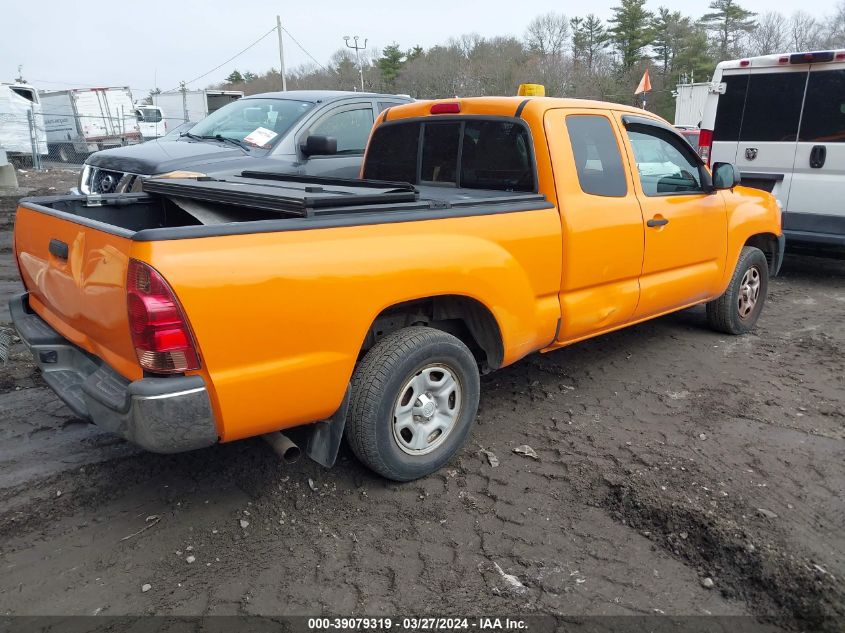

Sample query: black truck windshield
[364,119,535,192]
[187,98,314,149]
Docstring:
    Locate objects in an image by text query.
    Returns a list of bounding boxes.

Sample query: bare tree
[825,1,845,46]
[789,11,825,51]
[751,12,789,55]
[523,12,571,95]
[525,12,570,59]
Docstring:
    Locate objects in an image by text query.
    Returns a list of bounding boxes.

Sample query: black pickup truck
[78,90,411,194]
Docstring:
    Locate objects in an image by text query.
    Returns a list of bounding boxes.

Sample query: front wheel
[345,327,480,481]
[56,144,76,163]
[706,246,769,335]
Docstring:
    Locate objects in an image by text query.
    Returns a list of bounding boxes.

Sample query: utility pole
[180,81,188,123]
[276,15,287,91]
[344,35,367,92]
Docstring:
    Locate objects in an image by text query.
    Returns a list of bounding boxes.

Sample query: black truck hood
[86,139,296,176]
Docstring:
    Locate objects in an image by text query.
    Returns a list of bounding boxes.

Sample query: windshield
[161,121,195,141]
[187,98,314,149]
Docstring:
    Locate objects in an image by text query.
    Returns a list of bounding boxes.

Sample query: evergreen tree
[673,26,716,82]
[571,17,586,68]
[582,14,610,72]
[243,71,257,82]
[377,43,405,89]
[701,0,756,60]
[572,15,610,72]
[407,46,425,62]
[652,8,684,76]
[225,70,244,84]
[609,0,653,69]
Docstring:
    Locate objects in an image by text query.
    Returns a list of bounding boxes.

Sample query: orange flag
[635,69,652,95]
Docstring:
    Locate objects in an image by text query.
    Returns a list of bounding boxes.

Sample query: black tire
[57,145,72,163]
[346,326,481,481]
[706,246,769,335]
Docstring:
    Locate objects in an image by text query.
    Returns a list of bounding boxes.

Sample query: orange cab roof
[386,96,659,122]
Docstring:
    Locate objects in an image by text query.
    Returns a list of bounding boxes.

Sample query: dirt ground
[0,170,842,630]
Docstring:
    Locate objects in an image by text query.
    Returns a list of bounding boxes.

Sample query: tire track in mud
[597,473,843,630]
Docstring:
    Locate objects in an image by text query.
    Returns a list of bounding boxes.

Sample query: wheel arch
[360,294,505,371]
[744,232,780,275]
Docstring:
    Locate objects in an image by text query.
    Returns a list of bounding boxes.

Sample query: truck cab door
[544,109,645,344]
[785,64,845,242]
[296,102,375,179]
[616,115,728,318]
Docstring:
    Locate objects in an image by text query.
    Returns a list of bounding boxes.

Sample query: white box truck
[674,83,710,127]
[153,90,243,127]
[0,83,47,161]
[40,87,140,162]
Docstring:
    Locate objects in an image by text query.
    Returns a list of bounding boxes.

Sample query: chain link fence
[1,109,194,169]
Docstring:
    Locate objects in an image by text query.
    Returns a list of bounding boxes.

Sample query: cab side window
[310,106,375,154]
[566,115,627,197]
[800,69,845,143]
[626,126,703,196]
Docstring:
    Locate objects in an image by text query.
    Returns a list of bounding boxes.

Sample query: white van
[700,50,845,250]
[134,104,166,140]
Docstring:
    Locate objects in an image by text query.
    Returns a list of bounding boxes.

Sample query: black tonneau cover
[142,172,420,217]
[142,170,551,219]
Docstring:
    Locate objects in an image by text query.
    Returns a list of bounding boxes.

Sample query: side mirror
[300,135,337,157]
[712,162,741,190]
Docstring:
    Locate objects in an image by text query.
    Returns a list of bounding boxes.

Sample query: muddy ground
[0,170,842,629]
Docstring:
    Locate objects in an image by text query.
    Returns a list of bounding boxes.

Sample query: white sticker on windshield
[243,127,278,147]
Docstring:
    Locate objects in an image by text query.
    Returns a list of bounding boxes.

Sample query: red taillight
[430,102,460,114]
[127,259,199,374]
[739,59,750,67]
[779,56,789,64]
[698,129,713,165]
[836,52,845,61]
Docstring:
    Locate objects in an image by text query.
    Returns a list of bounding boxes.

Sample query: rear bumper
[9,293,218,453]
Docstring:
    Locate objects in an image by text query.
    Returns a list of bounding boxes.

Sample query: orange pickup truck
[10,96,783,481]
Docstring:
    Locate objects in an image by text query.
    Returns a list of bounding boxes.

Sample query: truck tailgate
[14,205,141,381]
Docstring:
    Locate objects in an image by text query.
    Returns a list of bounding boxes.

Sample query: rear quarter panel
[137,210,562,441]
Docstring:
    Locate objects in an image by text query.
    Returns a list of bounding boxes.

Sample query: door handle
[647,217,669,228]
[49,239,69,260]
[810,145,827,169]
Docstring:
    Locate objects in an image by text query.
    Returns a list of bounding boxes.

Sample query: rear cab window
[364,118,535,192]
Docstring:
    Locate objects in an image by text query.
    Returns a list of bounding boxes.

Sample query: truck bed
[19,171,553,242]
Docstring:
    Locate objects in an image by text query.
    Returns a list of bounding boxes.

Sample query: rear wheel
[56,144,75,163]
[706,246,769,335]
[346,327,480,481]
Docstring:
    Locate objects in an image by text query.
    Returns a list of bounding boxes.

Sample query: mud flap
[305,385,351,468]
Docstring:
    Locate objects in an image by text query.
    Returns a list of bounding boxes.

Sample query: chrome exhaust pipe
[262,432,302,464]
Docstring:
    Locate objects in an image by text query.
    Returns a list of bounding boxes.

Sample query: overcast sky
[2,0,841,97]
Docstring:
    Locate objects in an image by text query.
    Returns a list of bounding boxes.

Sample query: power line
[163,26,278,92]
[281,26,329,72]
